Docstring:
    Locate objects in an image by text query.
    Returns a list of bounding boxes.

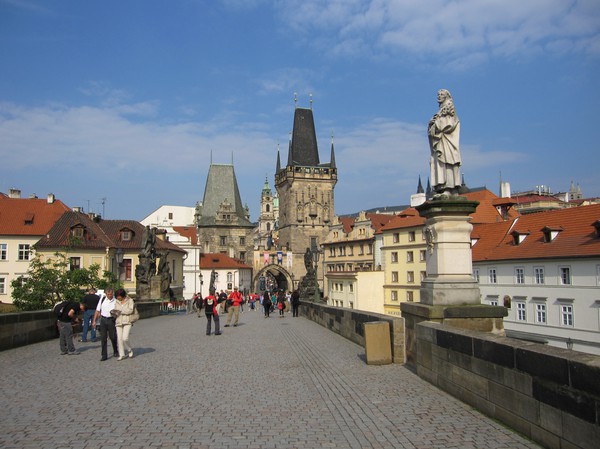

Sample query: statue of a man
[428,89,462,195]
[141,225,156,258]
[304,247,313,272]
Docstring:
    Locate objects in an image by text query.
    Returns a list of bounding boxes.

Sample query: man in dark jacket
[79,287,100,342]
[54,299,81,355]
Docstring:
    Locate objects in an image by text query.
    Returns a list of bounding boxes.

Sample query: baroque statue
[428,89,462,195]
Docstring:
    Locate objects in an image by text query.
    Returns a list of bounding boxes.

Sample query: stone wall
[416,321,600,449]
[0,301,161,351]
[300,301,405,364]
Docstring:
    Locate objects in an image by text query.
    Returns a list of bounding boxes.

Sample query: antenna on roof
[309,92,313,109]
[101,197,106,218]
[294,92,297,109]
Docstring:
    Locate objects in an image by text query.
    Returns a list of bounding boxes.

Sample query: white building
[141,205,201,299]
[473,204,600,355]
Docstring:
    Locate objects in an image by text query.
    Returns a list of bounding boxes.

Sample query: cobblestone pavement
[0,309,542,449]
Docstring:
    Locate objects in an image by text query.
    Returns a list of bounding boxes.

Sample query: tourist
[225,286,243,327]
[79,287,100,342]
[262,291,272,318]
[291,289,300,317]
[113,288,137,361]
[203,290,222,336]
[276,290,286,318]
[54,299,81,355]
[92,287,119,361]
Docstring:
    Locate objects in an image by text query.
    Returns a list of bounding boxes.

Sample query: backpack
[54,301,68,320]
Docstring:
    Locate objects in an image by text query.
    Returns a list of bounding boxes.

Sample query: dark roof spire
[276,145,281,172]
[289,107,319,166]
[417,175,424,194]
[330,131,336,169]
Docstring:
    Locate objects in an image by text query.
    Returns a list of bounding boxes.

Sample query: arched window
[266,204,270,212]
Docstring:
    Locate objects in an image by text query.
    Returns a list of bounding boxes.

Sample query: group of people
[54,287,138,361]
[191,286,301,335]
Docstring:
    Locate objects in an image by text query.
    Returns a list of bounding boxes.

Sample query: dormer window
[24,213,34,225]
[542,226,562,243]
[511,230,530,245]
[593,220,600,238]
[121,230,132,241]
[71,226,84,239]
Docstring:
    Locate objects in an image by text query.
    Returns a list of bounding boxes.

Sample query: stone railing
[416,321,599,449]
[0,301,161,351]
[300,301,405,363]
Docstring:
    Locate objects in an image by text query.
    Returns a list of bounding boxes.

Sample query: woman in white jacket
[113,288,136,361]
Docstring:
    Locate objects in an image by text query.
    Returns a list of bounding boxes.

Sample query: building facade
[0,190,70,303]
[473,204,600,355]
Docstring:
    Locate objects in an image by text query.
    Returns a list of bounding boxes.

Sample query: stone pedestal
[150,277,162,300]
[416,196,480,306]
[401,196,506,366]
[364,321,392,365]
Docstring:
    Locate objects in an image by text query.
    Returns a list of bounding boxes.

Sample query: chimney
[47,193,55,204]
[9,188,21,199]
[73,206,83,213]
[29,194,38,199]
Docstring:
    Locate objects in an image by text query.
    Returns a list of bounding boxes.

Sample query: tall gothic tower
[275,103,337,280]
[257,177,278,249]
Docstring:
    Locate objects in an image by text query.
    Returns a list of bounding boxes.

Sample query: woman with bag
[113,288,138,361]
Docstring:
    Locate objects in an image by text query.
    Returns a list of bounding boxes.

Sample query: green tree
[11,252,119,311]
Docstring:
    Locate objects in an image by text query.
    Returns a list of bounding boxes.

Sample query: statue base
[400,302,507,365]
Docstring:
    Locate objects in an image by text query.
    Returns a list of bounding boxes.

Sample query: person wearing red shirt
[224,286,243,327]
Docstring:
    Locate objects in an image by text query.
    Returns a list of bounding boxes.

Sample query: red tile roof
[36,211,185,253]
[472,204,600,261]
[173,226,198,245]
[199,253,252,269]
[0,196,70,236]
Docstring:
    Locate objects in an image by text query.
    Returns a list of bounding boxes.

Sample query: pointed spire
[417,175,424,194]
[276,148,281,172]
[426,178,432,200]
[330,131,336,169]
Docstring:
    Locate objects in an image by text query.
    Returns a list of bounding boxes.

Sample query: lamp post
[115,248,124,286]
[312,245,322,302]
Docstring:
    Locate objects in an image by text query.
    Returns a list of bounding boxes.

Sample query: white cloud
[274,0,600,66]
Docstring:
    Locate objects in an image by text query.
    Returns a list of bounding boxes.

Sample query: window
[407,251,414,263]
[0,243,6,260]
[18,244,30,261]
[516,302,526,321]
[393,233,399,243]
[391,252,398,263]
[419,250,426,262]
[535,303,547,324]
[340,284,344,292]
[391,271,398,282]
[407,271,414,283]
[120,259,132,281]
[239,251,246,262]
[69,257,81,271]
[408,231,416,242]
[561,304,574,326]
[391,290,398,301]
[121,230,131,241]
[0,277,4,294]
[367,243,373,255]
[348,246,353,256]
[239,237,245,245]
[515,267,525,284]
[349,284,353,293]
[473,269,480,283]
[406,291,414,301]
[534,267,545,285]
[220,236,226,245]
[168,212,173,219]
[227,272,233,282]
[359,244,364,256]
[560,267,571,285]
[489,299,498,306]
[71,227,84,238]
[488,268,497,284]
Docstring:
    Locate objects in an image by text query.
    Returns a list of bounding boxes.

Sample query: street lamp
[115,248,124,284]
[311,243,322,302]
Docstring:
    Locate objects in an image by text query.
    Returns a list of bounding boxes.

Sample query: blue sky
[1,0,599,221]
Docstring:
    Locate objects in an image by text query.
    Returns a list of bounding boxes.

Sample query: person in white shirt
[92,288,119,361]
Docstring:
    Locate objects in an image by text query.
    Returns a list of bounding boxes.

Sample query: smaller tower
[258,177,278,249]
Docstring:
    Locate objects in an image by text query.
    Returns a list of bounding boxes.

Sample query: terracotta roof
[472,204,600,262]
[339,217,355,234]
[173,226,198,245]
[36,212,185,253]
[512,194,564,204]
[0,196,71,236]
[199,253,252,269]
[366,213,395,231]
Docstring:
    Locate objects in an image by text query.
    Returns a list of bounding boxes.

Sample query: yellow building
[35,211,186,298]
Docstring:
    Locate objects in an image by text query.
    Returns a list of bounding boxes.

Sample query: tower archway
[253,264,294,294]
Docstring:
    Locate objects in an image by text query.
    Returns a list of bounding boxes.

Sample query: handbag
[130,303,140,323]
